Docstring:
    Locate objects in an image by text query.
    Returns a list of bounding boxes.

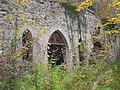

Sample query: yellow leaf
[47,46,50,50]
[40,27,46,37]
[24,22,28,26]
[0,41,3,45]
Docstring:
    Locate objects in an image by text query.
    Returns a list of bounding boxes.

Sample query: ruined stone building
[0,0,120,67]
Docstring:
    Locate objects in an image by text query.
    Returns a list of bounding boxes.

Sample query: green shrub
[1,60,120,90]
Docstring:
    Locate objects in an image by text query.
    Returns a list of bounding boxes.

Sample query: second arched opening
[47,30,68,66]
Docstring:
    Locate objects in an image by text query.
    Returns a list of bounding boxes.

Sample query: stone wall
[0,0,119,67]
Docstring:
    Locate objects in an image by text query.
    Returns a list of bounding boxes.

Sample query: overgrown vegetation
[0,0,120,90]
[62,3,79,18]
[0,60,120,90]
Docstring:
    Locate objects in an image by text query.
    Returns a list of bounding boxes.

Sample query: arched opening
[22,29,33,61]
[48,31,68,66]
[78,38,84,61]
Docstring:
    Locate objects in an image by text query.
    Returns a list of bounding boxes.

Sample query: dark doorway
[22,29,33,61]
[48,31,67,66]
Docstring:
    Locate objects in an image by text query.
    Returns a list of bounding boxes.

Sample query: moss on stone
[62,3,79,19]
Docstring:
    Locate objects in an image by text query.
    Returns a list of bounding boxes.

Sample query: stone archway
[22,29,33,61]
[48,30,68,66]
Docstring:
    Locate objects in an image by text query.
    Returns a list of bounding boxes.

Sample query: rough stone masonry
[0,0,119,67]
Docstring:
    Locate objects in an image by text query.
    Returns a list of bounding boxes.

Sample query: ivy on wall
[62,3,79,19]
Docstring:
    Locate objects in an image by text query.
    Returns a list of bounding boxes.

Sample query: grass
[0,60,120,90]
